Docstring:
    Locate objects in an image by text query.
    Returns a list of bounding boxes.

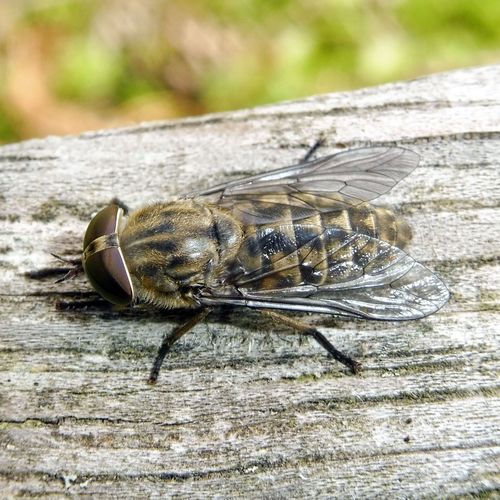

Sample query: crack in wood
[0,444,498,484]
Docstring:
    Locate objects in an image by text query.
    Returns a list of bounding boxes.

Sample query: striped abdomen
[227,195,412,292]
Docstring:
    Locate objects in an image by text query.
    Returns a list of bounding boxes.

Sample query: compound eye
[83,204,119,250]
[83,205,134,305]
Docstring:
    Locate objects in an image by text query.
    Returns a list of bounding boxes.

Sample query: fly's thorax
[118,201,243,308]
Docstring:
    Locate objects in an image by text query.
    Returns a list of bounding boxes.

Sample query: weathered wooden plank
[1,65,499,498]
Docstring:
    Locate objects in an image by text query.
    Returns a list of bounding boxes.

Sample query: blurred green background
[0,0,499,144]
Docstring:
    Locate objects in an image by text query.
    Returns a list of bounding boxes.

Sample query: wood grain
[1,65,499,498]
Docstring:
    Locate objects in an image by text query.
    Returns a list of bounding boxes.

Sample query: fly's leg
[309,329,362,374]
[261,310,362,374]
[148,308,211,384]
[301,135,326,163]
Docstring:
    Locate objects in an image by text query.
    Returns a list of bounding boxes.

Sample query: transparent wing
[199,230,449,321]
[192,146,420,207]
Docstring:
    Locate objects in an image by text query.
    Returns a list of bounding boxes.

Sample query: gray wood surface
[1,65,499,499]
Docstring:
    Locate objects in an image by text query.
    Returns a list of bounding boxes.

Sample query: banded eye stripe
[83,233,119,261]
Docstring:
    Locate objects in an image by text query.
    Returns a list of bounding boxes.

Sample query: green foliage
[0,104,20,143]
[0,0,499,142]
[23,0,97,30]
[195,0,500,111]
[55,36,126,104]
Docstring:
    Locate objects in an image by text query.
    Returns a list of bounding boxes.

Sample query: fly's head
[82,204,135,306]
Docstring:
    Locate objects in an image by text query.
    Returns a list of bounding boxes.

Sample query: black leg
[261,309,362,374]
[148,309,211,384]
[301,135,326,163]
[306,329,362,374]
